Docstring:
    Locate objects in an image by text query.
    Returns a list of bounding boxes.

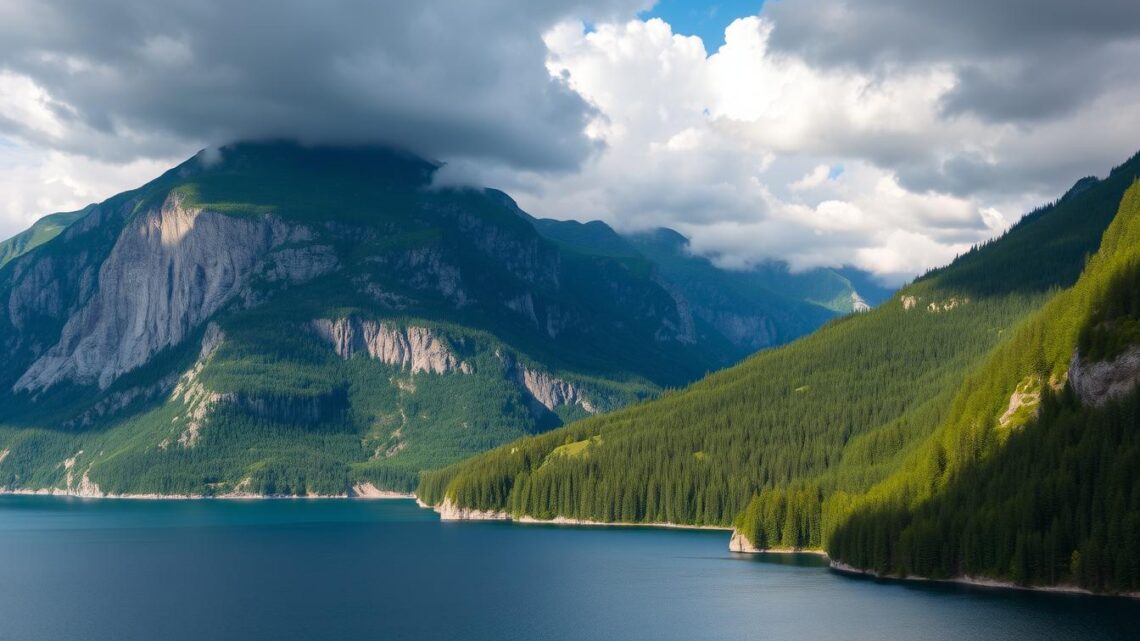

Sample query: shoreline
[828,560,1140,600]
[434,503,1138,600]
[7,490,1136,600]
[433,498,730,532]
[0,485,416,501]
[728,529,828,556]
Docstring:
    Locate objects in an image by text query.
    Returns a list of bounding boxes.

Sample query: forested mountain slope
[827,182,1140,592]
[0,142,850,496]
[530,219,886,350]
[418,152,1140,594]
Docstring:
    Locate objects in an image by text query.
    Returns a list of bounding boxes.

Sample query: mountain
[517,203,886,350]
[0,208,91,268]
[826,180,1140,592]
[417,151,1140,593]
[0,141,863,496]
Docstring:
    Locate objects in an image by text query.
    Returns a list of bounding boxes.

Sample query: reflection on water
[735,551,831,568]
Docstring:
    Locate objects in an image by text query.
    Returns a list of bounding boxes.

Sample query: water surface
[0,496,1135,641]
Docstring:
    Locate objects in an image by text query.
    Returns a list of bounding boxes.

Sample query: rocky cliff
[0,142,840,496]
[1068,346,1140,407]
[497,350,598,414]
[15,194,328,392]
[312,317,471,375]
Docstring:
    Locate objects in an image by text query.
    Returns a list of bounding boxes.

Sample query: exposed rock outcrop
[436,498,511,521]
[312,318,471,375]
[998,377,1042,428]
[450,209,560,289]
[368,245,469,306]
[59,452,105,497]
[700,310,776,350]
[170,323,229,448]
[65,374,179,430]
[349,482,413,499]
[14,195,315,392]
[1069,345,1140,407]
[7,254,66,333]
[654,277,697,344]
[729,529,762,553]
[926,297,967,313]
[497,350,597,414]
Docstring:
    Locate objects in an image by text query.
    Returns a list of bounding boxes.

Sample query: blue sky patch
[641,0,765,52]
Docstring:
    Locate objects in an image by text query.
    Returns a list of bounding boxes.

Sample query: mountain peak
[192,140,439,185]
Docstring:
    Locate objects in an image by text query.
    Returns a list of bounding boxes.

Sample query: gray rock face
[366,245,470,307]
[436,498,511,521]
[7,255,64,333]
[1068,346,1140,407]
[699,310,776,350]
[14,195,316,391]
[654,277,697,344]
[64,374,179,430]
[729,529,762,553]
[452,209,560,290]
[312,317,471,375]
[497,350,597,414]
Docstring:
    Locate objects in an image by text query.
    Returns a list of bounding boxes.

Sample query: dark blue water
[0,496,1136,641]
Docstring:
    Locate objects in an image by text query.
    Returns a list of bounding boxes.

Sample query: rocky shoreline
[433,498,730,531]
[828,560,1140,599]
[0,482,414,501]
[727,529,827,555]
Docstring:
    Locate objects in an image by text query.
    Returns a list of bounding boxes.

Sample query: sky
[1,0,1139,284]
[642,0,763,50]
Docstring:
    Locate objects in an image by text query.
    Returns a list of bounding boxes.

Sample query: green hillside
[1,142,831,496]
[826,182,1140,592]
[417,152,1140,593]
[524,206,885,351]
[0,208,90,268]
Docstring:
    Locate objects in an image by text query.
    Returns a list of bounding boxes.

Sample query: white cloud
[790,165,830,191]
[0,71,69,140]
[2,2,1138,284]
[476,16,1033,282]
[0,140,177,237]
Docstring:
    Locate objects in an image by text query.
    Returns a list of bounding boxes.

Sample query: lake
[0,496,1135,641]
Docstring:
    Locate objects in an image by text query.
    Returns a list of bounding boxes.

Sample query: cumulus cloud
[1,0,1139,282]
[789,165,832,191]
[760,0,1140,194]
[467,18,1022,281]
[0,0,649,168]
[0,138,176,235]
[479,8,1140,282]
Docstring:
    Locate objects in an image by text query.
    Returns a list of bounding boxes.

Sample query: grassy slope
[418,152,1140,538]
[0,208,90,268]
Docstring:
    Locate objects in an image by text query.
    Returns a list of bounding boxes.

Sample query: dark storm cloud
[764,0,1140,67]
[747,0,1140,201]
[0,0,647,168]
[764,0,1140,124]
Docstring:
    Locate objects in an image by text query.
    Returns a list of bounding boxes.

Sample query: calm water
[0,496,1136,641]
